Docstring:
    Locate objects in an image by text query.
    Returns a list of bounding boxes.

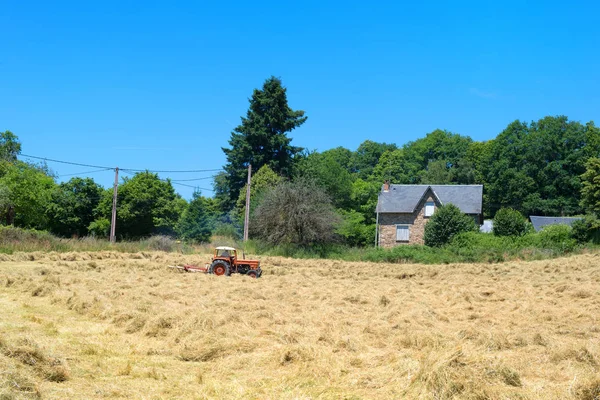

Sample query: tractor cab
[214,246,236,263]
[208,246,262,278]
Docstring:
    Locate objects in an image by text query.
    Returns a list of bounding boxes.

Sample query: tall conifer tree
[220,76,307,209]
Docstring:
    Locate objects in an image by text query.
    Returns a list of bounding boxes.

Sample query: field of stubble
[0,251,599,399]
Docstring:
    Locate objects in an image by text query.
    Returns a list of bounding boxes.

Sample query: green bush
[424,204,477,247]
[571,215,600,244]
[176,192,213,243]
[88,218,110,238]
[212,222,240,239]
[0,225,64,253]
[493,208,530,237]
[336,210,374,247]
[536,225,577,253]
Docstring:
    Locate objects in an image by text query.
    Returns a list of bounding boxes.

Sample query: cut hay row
[1,252,599,399]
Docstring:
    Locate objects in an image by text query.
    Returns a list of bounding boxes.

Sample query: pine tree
[220,76,307,209]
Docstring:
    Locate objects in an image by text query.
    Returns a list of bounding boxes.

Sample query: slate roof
[376,184,483,214]
[529,216,583,232]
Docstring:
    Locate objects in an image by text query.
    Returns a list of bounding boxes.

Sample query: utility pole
[110,167,119,243]
[243,164,252,242]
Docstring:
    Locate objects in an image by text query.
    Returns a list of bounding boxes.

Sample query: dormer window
[425,201,435,217]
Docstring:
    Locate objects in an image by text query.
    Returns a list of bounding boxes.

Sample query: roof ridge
[389,184,483,186]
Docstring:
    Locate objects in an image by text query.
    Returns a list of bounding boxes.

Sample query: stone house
[376,184,483,247]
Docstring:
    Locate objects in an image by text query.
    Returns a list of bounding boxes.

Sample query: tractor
[208,246,262,278]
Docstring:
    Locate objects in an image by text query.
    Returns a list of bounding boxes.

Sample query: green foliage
[424,204,477,247]
[250,178,340,246]
[0,161,56,229]
[0,182,12,222]
[418,159,453,184]
[493,208,530,237]
[321,147,354,173]
[0,225,68,253]
[177,191,213,243]
[96,172,186,239]
[46,177,103,237]
[0,225,197,254]
[371,129,473,185]
[221,76,307,208]
[580,157,600,216]
[295,151,354,208]
[236,164,283,215]
[352,140,397,179]
[571,215,600,244]
[213,222,241,239]
[484,117,600,216]
[336,210,374,247]
[446,230,580,263]
[87,218,110,238]
[0,131,22,162]
[349,178,380,225]
[535,225,577,253]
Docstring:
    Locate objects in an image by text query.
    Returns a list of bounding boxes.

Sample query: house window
[424,201,435,217]
[396,225,410,241]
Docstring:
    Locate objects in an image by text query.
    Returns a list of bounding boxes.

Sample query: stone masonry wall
[378,194,441,247]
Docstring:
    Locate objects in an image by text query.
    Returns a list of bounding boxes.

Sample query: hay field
[1,251,599,399]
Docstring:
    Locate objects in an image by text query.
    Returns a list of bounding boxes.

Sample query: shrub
[571,215,600,244]
[212,222,241,239]
[536,225,577,253]
[250,178,341,246]
[176,191,213,243]
[493,208,529,237]
[336,210,374,247]
[87,218,110,238]
[424,204,477,247]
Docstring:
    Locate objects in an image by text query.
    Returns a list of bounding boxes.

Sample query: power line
[21,154,111,169]
[58,168,114,178]
[120,167,222,174]
[121,169,214,191]
[171,176,217,182]
[20,153,223,174]
[170,181,214,191]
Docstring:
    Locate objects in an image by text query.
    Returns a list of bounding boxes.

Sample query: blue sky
[2,1,599,199]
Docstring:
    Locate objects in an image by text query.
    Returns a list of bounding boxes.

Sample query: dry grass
[0,250,599,399]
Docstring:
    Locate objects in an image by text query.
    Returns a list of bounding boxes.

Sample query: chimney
[383,180,390,192]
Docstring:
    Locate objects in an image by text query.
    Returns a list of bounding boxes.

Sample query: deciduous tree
[94,172,186,239]
[0,162,55,229]
[484,116,600,216]
[250,178,340,246]
[0,131,21,162]
[46,177,103,237]
[295,151,354,208]
[581,157,600,216]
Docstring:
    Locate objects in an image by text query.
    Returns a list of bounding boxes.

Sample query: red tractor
[208,246,262,278]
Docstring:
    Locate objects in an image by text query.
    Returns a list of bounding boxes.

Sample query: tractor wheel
[210,260,230,276]
[246,270,259,279]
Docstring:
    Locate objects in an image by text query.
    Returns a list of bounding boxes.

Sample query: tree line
[215,77,600,247]
[2,76,600,246]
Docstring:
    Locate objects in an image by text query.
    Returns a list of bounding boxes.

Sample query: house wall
[378,195,440,247]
